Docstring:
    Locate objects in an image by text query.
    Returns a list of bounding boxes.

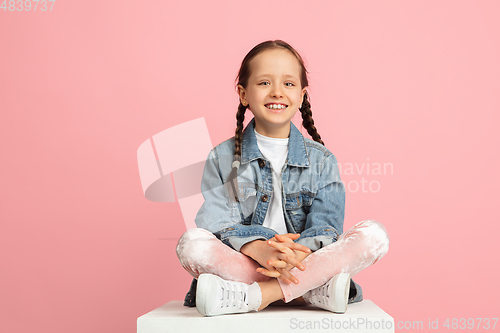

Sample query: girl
[176,40,389,316]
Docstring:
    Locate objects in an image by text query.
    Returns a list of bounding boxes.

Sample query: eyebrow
[255,74,298,80]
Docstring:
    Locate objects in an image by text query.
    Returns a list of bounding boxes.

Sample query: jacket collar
[240,117,310,167]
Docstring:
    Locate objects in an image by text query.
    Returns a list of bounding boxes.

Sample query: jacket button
[258,159,265,168]
[261,194,268,202]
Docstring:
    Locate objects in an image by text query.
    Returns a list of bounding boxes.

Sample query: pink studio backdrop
[1,1,499,332]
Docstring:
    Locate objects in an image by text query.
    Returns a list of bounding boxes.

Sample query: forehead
[250,48,301,79]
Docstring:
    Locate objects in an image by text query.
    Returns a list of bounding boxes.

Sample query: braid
[228,103,247,203]
[300,91,325,146]
[234,103,247,160]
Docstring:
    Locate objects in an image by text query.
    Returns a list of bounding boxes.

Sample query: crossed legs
[176,219,389,308]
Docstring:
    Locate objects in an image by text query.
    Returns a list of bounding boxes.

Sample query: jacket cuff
[295,235,336,252]
[221,225,277,252]
[226,235,266,252]
[294,228,339,252]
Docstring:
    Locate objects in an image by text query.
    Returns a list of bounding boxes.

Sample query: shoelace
[310,282,330,305]
[219,280,248,309]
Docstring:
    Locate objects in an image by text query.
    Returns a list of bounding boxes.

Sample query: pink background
[1,1,499,332]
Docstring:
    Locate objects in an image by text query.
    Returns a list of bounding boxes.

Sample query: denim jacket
[193,117,363,303]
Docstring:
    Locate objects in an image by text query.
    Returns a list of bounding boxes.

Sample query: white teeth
[266,104,286,109]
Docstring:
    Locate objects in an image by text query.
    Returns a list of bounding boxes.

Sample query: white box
[137,300,394,333]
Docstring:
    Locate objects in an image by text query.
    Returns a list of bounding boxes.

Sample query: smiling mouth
[265,104,288,111]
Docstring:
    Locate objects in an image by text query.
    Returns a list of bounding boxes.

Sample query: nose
[271,84,283,98]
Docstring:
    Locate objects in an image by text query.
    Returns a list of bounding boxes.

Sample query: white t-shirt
[254,130,289,235]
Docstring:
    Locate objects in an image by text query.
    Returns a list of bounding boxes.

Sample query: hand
[257,233,311,284]
[241,237,304,285]
[274,234,312,271]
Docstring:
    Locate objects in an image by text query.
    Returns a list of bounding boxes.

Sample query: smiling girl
[175,40,390,316]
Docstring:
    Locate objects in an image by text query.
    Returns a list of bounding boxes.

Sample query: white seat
[137,300,394,333]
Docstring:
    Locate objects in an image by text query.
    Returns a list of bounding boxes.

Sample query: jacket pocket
[284,191,314,232]
[229,185,257,223]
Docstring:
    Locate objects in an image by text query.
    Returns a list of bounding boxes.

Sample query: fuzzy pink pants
[176,219,389,302]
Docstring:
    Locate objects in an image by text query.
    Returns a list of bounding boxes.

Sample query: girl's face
[238,48,306,138]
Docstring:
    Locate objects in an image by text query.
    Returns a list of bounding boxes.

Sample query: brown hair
[228,40,324,203]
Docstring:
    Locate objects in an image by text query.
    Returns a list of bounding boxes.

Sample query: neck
[254,120,291,138]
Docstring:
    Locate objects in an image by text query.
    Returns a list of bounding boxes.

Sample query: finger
[274,235,295,245]
[275,233,300,242]
[277,253,305,271]
[256,267,281,278]
[277,274,293,285]
[277,267,299,284]
[267,260,287,269]
[275,234,292,242]
[289,243,312,254]
[273,237,310,253]
[267,240,295,257]
[269,238,307,255]
[274,234,287,242]
[281,233,301,239]
[276,240,311,256]
[259,266,294,285]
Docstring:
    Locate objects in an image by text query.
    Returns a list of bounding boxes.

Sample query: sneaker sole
[196,274,216,316]
[331,273,350,313]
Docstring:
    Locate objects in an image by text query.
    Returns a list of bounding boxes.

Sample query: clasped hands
[241,233,312,285]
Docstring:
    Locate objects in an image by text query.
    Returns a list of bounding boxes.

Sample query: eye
[285,82,294,87]
[259,81,269,86]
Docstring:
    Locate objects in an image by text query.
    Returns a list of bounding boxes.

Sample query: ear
[301,87,307,103]
[237,85,247,105]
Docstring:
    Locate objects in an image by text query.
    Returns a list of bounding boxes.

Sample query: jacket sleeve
[294,153,345,252]
[220,223,277,252]
[194,148,277,252]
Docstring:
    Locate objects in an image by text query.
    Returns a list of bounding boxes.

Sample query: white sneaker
[196,274,261,316]
[302,273,351,313]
